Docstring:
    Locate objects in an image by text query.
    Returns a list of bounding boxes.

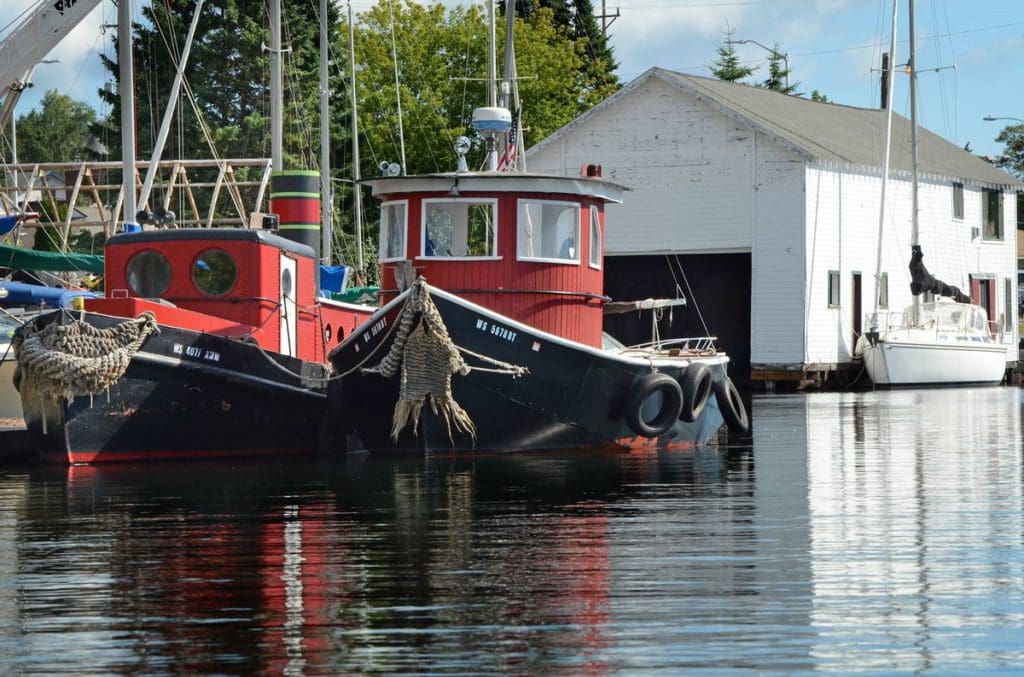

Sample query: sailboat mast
[908,0,920,249]
[320,0,331,265]
[872,0,898,325]
[270,0,283,170]
[118,0,137,229]
[348,1,364,273]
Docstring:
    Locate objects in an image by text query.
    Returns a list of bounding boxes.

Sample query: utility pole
[598,0,619,35]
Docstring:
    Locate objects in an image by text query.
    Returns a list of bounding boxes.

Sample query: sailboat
[859,0,1008,387]
[325,0,747,454]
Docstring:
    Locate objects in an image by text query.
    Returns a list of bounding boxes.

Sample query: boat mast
[118,0,137,230]
[871,0,898,328]
[348,1,364,273]
[908,0,921,317]
[320,0,331,264]
[270,0,283,171]
[908,0,920,249]
[485,0,498,170]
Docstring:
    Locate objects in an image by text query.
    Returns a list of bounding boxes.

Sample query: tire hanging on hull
[714,377,749,433]
[624,372,684,438]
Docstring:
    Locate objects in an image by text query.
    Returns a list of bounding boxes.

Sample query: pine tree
[760,42,797,94]
[709,26,756,82]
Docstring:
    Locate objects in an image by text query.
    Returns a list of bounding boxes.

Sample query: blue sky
[2,0,1023,159]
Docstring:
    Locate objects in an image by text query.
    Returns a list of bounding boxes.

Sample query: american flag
[497,107,520,172]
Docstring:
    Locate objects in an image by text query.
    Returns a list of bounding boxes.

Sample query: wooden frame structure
[1,158,273,248]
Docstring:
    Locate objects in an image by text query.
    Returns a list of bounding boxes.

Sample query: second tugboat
[327,3,747,455]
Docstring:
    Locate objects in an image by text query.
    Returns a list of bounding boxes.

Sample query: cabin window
[192,249,237,297]
[421,198,498,258]
[952,182,964,220]
[588,207,602,270]
[983,189,1003,240]
[379,200,408,261]
[516,199,580,263]
[827,270,840,308]
[877,272,889,310]
[126,250,171,297]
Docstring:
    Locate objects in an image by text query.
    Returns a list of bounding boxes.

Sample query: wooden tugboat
[14,223,372,464]
[327,160,747,454]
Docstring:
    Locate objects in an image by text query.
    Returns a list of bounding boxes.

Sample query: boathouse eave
[364,173,626,204]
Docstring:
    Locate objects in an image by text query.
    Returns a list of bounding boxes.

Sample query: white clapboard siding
[528,76,756,254]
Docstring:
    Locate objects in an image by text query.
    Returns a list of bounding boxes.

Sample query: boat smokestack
[269,170,321,263]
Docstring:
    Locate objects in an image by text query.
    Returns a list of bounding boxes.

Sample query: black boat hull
[19,312,328,464]
[329,285,727,455]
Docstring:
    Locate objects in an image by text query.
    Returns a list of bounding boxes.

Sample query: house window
[422,198,498,258]
[588,207,602,269]
[877,272,889,310]
[952,182,964,220]
[1017,192,1024,232]
[379,200,407,262]
[828,270,840,308]
[982,189,1003,240]
[516,199,580,263]
[1005,277,1014,331]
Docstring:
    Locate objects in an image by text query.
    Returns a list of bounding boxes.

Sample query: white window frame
[588,207,602,270]
[378,200,408,263]
[515,198,581,265]
[418,197,501,261]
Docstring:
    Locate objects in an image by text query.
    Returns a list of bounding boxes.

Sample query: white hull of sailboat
[863,338,1006,387]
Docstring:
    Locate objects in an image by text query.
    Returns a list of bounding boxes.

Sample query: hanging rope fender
[362,280,528,444]
[12,311,160,404]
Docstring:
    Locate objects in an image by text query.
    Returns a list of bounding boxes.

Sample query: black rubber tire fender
[714,376,750,433]
[678,362,713,422]
[624,372,684,438]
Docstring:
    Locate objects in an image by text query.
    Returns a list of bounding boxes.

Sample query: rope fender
[363,280,527,444]
[12,311,160,404]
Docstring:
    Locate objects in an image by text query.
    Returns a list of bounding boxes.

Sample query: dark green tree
[995,124,1024,178]
[760,43,797,94]
[810,90,829,102]
[499,0,617,101]
[15,90,97,163]
[709,26,756,82]
[97,0,333,168]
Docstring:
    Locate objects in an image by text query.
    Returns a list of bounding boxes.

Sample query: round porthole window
[126,250,171,297]
[281,267,293,298]
[192,249,237,297]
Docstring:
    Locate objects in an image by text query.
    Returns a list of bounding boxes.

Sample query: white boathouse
[527,67,1023,386]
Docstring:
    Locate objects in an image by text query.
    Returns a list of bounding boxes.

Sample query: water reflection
[797,389,1024,672]
[0,389,1022,672]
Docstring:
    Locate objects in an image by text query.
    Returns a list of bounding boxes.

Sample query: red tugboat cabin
[370,170,624,348]
[87,229,370,362]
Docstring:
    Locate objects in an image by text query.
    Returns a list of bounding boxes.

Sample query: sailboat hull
[863,338,1006,387]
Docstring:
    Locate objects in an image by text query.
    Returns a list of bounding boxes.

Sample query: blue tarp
[0,216,18,236]
[0,281,96,308]
[319,265,349,294]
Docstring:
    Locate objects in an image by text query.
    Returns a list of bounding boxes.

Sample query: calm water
[1,389,1022,673]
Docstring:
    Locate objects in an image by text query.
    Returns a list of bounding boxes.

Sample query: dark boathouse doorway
[603,253,752,388]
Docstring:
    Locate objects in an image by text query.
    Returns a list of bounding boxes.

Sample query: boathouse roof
[530,67,1022,189]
